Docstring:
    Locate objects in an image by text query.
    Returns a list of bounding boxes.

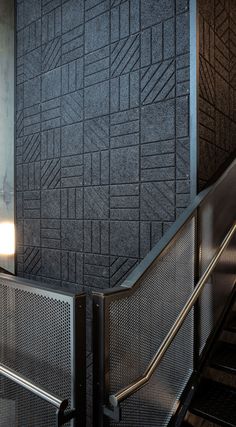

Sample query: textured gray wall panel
[15,0,191,291]
[198,0,236,188]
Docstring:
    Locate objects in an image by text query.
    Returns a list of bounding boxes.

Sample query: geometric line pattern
[141,59,175,104]
[111,34,140,77]
[15,1,193,296]
[41,128,61,160]
[16,110,24,138]
[24,20,42,54]
[42,37,61,72]
[110,256,138,287]
[84,116,109,152]
[24,105,41,136]
[61,90,83,125]
[24,247,41,275]
[41,159,61,189]
[215,0,229,44]
[110,0,140,42]
[23,133,40,163]
[62,26,83,64]
[61,155,83,188]
[85,0,109,21]
[42,0,61,16]
[84,220,109,254]
[42,6,61,43]
[199,56,215,104]
[110,108,139,148]
[42,99,61,131]
[85,46,109,86]
[84,187,109,220]
[141,181,175,221]
[198,0,236,188]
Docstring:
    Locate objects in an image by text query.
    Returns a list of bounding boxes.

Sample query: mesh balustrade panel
[198,161,236,355]
[105,218,195,427]
[0,378,57,426]
[0,278,73,427]
[199,237,236,355]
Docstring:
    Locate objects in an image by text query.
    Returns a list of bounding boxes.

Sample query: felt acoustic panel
[15,0,191,291]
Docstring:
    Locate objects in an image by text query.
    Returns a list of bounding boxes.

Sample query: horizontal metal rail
[0,363,68,410]
[109,222,236,408]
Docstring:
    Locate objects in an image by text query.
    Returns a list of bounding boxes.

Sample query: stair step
[210,341,236,373]
[190,379,236,427]
[225,311,236,332]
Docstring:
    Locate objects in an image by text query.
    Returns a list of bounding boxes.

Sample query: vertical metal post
[73,294,86,426]
[193,210,201,369]
[190,0,199,199]
[93,294,108,427]
[190,0,201,371]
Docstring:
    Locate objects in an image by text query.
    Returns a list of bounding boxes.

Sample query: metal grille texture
[0,277,73,427]
[198,162,236,355]
[199,237,236,355]
[105,219,195,426]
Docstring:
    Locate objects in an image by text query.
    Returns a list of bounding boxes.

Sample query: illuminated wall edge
[0,0,15,273]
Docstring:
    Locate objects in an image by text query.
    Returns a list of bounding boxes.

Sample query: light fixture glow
[0,222,15,255]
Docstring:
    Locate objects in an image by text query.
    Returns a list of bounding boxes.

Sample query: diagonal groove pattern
[61,91,83,125]
[23,134,40,163]
[42,37,61,72]
[24,247,41,274]
[111,34,140,77]
[41,159,60,189]
[141,60,175,104]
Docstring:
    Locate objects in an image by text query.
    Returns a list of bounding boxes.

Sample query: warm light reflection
[0,222,15,255]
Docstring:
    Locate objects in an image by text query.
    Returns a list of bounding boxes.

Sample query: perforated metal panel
[93,161,236,427]
[0,275,85,427]
[105,218,196,426]
[0,378,57,426]
[198,162,236,355]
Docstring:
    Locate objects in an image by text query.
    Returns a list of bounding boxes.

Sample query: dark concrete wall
[15,0,191,291]
[198,0,236,189]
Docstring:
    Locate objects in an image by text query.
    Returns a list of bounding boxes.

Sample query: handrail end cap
[109,394,119,408]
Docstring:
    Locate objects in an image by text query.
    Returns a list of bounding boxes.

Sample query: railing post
[193,209,201,369]
[93,293,108,427]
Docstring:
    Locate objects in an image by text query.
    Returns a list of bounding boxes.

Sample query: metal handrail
[0,363,68,411]
[109,222,236,408]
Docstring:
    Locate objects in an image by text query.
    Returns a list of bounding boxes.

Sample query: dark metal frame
[170,282,236,427]
[0,274,86,426]
[73,294,86,426]
[193,208,201,368]
[109,222,236,407]
[93,290,128,427]
[0,362,76,427]
[190,0,199,198]
[93,159,236,426]
[93,215,197,425]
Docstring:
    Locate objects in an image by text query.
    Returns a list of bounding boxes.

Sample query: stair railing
[0,274,86,426]
[109,222,236,408]
[93,159,236,426]
[0,363,76,426]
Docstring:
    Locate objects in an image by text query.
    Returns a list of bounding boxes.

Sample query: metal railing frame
[93,158,236,425]
[0,363,77,426]
[0,279,87,427]
[109,222,236,407]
